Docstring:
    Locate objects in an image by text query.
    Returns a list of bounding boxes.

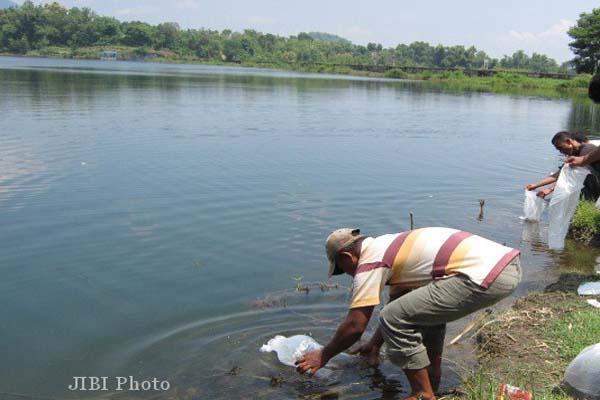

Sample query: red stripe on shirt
[480,249,520,288]
[382,231,412,266]
[356,262,390,274]
[432,231,473,279]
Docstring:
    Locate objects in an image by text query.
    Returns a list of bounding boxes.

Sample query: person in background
[296,227,521,400]
[525,132,600,201]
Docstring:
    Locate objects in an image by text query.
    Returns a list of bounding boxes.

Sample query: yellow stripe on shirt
[388,229,424,284]
[445,236,474,274]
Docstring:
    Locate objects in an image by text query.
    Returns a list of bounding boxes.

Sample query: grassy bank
[1,46,591,98]
[569,200,600,244]
[455,273,600,399]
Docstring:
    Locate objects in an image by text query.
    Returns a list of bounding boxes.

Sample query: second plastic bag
[548,165,590,250]
[563,343,600,399]
[523,190,545,221]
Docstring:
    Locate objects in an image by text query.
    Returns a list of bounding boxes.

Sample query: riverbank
[454,272,600,399]
[569,200,600,246]
[1,47,591,98]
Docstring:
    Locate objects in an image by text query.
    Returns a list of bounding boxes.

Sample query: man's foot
[402,392,436,400]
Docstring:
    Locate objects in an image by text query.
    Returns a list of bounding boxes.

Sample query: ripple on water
[100,288,470,400]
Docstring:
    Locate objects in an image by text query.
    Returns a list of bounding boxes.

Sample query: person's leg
[422,325,445,393]
[379,257,521,398]
[404,368,435,400]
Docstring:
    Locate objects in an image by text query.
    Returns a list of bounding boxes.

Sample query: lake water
[1,56,600,399]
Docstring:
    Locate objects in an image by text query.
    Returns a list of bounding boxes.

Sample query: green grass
[423,71,591,95]
[384,68,409,79]
[569,200,600,243]
[550,307,600,361]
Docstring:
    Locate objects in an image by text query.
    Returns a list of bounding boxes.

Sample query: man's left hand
[537,188,552,198]
[295,349,327,375]
[565,155,587,167]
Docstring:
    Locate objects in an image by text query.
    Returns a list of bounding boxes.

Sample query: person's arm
[348,286,410,364]
[537,184,555,198]
[566,147,600,167]
[295,306,373,375]
[525,174,558,191]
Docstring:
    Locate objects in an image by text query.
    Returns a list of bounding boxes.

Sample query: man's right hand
[524,184,536,191]
[348,342,380,366]
[565,155,587,167]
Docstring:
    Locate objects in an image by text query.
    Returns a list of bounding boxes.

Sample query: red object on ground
[497,383,533,400]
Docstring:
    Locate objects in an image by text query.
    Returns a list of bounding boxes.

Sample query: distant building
[100,51,117,61]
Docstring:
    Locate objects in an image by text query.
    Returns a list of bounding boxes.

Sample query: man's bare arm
[295,306,373,374]
[566,147,600,166]
[321,306,373,360]
[348,286,411,360]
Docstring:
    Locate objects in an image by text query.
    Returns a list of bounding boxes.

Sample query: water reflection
[567,95,600,134]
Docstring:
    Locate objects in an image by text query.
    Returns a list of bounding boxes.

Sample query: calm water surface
[1,56,600,399]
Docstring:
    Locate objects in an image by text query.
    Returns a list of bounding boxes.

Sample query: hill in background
[308,32,352,45]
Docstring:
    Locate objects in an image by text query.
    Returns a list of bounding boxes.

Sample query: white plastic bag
[578,282,600,295]
[548,165,590,250]
[563,343,600,399]
[523,190,545,221]
[260,335,323,367]
[260,334,351,379]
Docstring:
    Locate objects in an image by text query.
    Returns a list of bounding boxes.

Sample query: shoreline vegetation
[0,2,593,97]
[454,273,600,400]
[1,47,592,98]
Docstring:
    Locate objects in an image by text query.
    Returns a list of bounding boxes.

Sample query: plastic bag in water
[260,335,351,379]
[548,165,590,250]
[260,335,322,367]
[522,190,545,221]
[563,343,600,399]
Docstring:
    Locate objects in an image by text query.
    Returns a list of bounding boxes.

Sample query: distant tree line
[0,1,570,73]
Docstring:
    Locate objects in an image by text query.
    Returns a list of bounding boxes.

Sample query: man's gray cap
[325,228,365,277]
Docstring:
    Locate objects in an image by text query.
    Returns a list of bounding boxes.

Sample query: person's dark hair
[570,131,589,143]
[589,73,600,104]
[552,131,571,146]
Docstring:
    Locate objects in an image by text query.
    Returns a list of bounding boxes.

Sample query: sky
[16,0,600,62]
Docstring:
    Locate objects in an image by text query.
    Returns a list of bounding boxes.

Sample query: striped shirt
[350,227,520,309]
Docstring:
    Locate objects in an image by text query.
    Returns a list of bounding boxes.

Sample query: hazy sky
[17,0,600,62]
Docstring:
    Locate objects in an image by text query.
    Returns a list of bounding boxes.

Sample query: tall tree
[568,8,600,73]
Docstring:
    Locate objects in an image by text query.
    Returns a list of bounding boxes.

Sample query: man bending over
[296,227,521,400]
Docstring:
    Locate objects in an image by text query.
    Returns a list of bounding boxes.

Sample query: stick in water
[449,309,492,345]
